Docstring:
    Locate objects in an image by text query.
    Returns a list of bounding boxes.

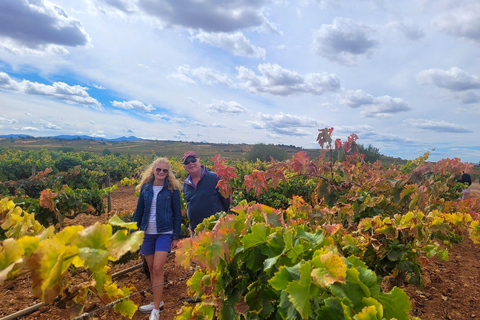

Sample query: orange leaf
[265,168,285,189]
[292,151,309,173]
[39,189,57,212]
[244,171,268,197]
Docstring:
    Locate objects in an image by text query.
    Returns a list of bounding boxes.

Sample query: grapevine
[0,198,144,318]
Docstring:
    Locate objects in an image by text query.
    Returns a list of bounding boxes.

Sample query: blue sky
[0,0,479,163]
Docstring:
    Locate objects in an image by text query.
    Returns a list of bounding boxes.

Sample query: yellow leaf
[311,251,346,287]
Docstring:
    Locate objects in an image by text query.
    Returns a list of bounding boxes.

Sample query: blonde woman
[133,157,182,320]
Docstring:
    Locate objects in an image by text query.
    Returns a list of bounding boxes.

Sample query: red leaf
[265,168,285,189]
[244,171,268,197]
[316,128,333,149]
[334,138,342,150]
[292,151,309,173]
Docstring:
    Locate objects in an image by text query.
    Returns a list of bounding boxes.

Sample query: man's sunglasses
[155,168,169,173]
[183,157,198,165]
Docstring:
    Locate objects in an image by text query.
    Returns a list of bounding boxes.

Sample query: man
[182,151,230,234]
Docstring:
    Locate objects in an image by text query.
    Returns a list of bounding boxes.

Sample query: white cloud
[251,112,325,136]
[91,130,107,138]
[416,67,480,91]
[111,100,155,112]
[170,65,236,87]
[192,31,266,59]
[312,18,378,65]
[40,120,61,130]
[432,1,480,44]
[360,96,411,119]
[94,0,137,14]
[336,89,374,108]
[0,116,19,124]
[336,90,411,118]
[0,72,102,109]
[208,100,247,115]
[237,63,340,96]
[21,126,40,131]
[387,20,425,41]
[403,118,472,133]
[0,0,90,51]
[137,0,272,32]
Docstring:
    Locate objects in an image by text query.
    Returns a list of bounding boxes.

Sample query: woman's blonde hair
[136,157,181,191]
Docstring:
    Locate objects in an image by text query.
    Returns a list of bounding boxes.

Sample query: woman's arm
[132,187,145,227]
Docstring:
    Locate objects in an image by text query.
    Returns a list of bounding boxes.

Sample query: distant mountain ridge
[0,134,146,141]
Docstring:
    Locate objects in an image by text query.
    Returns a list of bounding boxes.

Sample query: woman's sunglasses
[155,168,169,173]
[183,158,197,165]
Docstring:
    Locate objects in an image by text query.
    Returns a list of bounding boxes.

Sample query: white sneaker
[139,301,164,314]
[149,310,160,320]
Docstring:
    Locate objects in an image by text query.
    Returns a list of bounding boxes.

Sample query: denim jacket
[133,179,182,239]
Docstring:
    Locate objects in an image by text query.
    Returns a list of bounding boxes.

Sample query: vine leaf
[265,168,285,189]
[244,171,268,196]
[292,151,309,173]
[27,238,76,303]
[107,229,144,261]
[108,215,138,230]
[195,233,228,270]
[0,239,24,283]
[39,189,57,212]
[242,223,269,249]
[354,305,381,320]
[376,287,412,320]
[212,154,237,198]
[316,127,333,149]
[285,261,319,319]
[74,223,111,272]
[311,252,347,287]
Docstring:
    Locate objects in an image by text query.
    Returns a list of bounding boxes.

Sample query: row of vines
[1,128,480,320]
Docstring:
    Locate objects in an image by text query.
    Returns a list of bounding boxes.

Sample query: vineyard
[1,129,480,320]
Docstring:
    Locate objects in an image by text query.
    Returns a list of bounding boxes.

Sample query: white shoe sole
[139,301,164,314]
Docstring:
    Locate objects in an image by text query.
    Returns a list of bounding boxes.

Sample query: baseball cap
[182,151,197,163]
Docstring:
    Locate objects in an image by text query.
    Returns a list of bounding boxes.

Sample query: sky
[0,0,480,163]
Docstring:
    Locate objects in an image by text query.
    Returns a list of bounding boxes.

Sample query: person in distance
[182,151,230,235]
[457,172,472,200]
[133,157,182,320]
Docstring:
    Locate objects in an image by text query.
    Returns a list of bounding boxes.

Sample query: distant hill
[0,134,146,142]
[0,134,35,139]
[0,135,407,165]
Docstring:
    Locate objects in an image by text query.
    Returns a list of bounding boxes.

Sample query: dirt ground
[1,183,479,320]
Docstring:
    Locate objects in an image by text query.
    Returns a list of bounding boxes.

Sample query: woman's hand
[171,239,180,251]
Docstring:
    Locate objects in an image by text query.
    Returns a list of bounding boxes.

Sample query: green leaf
[108,215,138,230]
[245,280,275,318]
[113,299,137,319]
[376,287,412,320]
[269,264,301,291]
[107,229,143,261]
[386,245,406,261]
[353,305,381,320]
[242,223,270,249]
[297,228,325,246]
[362,297,383,319]
[285,261,319,319]
[186,270,206,297]
[263,254,281,271]
[78,247,109,272]
[317,297,353,320]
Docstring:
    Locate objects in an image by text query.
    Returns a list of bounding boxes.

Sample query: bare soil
[1,184,479,320]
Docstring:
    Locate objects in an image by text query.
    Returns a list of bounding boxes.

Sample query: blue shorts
[141,234,173,255]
